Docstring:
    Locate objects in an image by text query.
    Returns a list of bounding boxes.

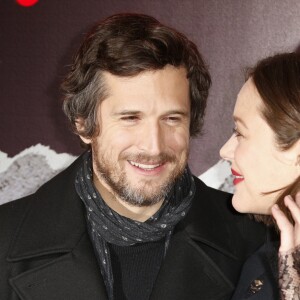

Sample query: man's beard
[91,142,188,207]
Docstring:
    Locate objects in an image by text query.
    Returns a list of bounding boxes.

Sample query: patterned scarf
[75,151,195,300]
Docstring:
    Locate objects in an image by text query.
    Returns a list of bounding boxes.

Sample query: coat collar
[7,157,110,299]
[7,156,86,261]
[9,234,109,300]
[150,227,235,300]
[180,177,257,260]
[230,229,279,300]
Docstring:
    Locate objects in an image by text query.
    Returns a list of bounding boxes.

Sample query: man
[0,14,265,300]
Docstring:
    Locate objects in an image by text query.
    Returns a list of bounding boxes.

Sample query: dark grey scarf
[75,151,195,300]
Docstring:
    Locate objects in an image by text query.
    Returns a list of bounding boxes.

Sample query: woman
[220,52,300,299]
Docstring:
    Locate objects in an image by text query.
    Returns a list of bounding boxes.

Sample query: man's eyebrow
[233,115,248,129]
[164,110,189,116]
[112,110,141,116]
[112,110,189,116]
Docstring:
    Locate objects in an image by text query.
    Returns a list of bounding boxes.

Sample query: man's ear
[75,118,92,144]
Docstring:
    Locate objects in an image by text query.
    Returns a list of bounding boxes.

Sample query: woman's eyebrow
[233,115,248,129]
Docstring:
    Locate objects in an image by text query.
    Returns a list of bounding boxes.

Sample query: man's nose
[139,122,164,155]
[219,134,236,162]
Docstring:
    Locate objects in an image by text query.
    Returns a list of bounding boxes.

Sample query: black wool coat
[0,156,266,300]
[230,230,279,300]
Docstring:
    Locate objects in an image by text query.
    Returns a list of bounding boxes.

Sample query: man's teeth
[129,161,161,170]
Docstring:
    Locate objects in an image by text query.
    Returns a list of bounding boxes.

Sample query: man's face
[81,65,190,207]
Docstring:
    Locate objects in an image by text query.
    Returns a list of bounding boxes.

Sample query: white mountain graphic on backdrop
[0,144,234,205]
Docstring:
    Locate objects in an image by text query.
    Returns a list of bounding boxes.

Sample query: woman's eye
[232,128,242,137]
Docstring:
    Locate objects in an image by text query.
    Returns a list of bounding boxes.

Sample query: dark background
[1,0,300,175]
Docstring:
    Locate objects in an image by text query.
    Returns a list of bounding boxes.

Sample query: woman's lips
[231,168,244,185]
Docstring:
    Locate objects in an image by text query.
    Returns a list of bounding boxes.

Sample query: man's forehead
[102,65,188,83]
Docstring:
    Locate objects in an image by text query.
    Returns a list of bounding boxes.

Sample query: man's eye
[166,116,181,122]
[121,116,138,121]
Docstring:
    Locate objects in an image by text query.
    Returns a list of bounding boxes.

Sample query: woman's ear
[75,118,92,144]
[291,139,300,168]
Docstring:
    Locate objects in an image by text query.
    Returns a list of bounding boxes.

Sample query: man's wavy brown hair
[61,13,211,143]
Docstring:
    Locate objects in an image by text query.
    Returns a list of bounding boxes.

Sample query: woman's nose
[219,134,237,162]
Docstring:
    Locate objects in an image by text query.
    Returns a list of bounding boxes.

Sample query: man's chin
[122,198,162,208]
[118,189,166,207]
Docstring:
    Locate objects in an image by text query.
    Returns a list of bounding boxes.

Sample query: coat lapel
[9,234,108,300]
[150,229,235,300]
[231,229,279,299]
[150,179,265,300]
[6,158,108,299]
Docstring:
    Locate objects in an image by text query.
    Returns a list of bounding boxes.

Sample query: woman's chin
[232,195,248,213]
[232,194,273,215]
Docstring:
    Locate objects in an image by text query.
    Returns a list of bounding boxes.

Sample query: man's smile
[128,160,163,171]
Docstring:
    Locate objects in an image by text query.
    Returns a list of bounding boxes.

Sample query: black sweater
[109,239,165,300]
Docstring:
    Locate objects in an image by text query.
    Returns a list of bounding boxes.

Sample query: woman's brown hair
[248,52,300,226]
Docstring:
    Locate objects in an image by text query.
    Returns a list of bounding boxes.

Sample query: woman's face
[220,79,299,215]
